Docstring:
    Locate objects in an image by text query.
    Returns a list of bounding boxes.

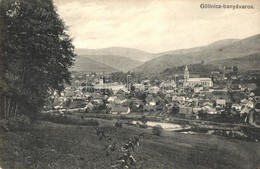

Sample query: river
[132,121,190,131]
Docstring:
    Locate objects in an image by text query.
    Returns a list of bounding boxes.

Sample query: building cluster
[46,65,260,125]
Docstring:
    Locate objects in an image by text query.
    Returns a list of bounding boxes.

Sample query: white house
[110,106,130,115]
[203,105,217,114]
[133,83,145,91]
[159,80,176,90]
[194,85,203,93]
[232,103,242,111]
[148,86,160,94]
[216,99,226,107]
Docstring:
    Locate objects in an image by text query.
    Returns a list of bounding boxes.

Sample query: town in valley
[1,0,260,169]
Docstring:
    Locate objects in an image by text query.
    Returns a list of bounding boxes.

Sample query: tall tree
[233,66,238,72]
[0,0,76,118]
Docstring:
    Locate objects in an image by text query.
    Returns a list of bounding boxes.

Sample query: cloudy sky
[54,0,260,53]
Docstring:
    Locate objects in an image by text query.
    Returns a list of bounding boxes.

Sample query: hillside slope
[134,34,260,74]
[156,39,240,56]
[75,47,155,62]
[71,56,117,72]
[80,55,143,72]
[1,120,259,169]
[212,53,260,70]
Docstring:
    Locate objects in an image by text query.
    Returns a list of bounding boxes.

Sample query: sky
[54,0,260,53]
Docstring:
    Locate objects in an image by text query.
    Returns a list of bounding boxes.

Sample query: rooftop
[187,78,212,82]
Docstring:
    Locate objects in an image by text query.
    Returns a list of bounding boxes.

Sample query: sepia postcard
[0,0,260,169]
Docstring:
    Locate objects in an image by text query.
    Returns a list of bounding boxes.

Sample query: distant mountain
[206,39,240,48]
[75,47,155,62]
[78,55,142,72]
[155,39,240,56]
[134,34,260,74]
[71,56,117,72]
[212,53,260,70]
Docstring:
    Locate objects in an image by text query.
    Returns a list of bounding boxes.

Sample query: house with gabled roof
[110,106,130,115]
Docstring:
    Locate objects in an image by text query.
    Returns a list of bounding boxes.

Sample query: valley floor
[0,119,260,169]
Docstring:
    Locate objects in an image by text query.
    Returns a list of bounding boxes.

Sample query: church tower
[184,64,189,87]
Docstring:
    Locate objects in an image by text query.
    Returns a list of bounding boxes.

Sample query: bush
[82,118,99,126]
[140,115,147,124]
[115,121,123,128]
[125,120,134,125]
[139,124,148,128]
[0,115,31,131]
[152,125,163,136]
[37,113,99,126]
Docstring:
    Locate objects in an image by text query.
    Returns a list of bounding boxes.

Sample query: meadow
[0,119,259,169]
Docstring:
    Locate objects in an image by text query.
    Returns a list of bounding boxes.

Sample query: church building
[183,65,213,88]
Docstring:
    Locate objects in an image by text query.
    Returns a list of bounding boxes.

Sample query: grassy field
[0,119,260,169]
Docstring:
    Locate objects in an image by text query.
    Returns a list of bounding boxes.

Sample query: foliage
[134,91,147,102]
[0,0,75,117]
[162,63,221,77]
[211,130,258,142]
[64,98,72,109]
[171,105,180,115]
[128,99,143,112]
[211,111,242,123]
[140,115,147,124]
[110,71,143,84]
[197,110,207,120]
[99,89,113,96]
[38,113,99,126]
[130,84,136,91]
[0,115,30,131]
[137,122,148,128]
[233,66,238,72]
[114,121,123,128]
[230,92,245,103]
[151,125,163,136]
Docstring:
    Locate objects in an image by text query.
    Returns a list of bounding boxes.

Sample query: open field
[0,119,260,169]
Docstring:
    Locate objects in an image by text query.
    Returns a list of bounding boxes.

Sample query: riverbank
[39,111,260,142]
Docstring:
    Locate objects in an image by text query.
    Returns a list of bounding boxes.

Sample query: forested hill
[134,34,260,74]
[211,53,260,70]
[77,55,143,72]
[161,63,221,77]
[75,47,155,62]
[71,56,117,72]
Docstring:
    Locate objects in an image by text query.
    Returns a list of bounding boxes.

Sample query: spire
[185,64,189,72]
[184,64,189,76]
[184,64,189,87]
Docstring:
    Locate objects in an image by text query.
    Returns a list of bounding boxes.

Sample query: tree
[171,105,180,115]
[0,0,76,118]
[140,115,147,124]
[197,110,206,120]
[134,91,147,102]
[152,125,163,136]
[130,84,135,92]
[64,98,72,109]
[233,66,238,72]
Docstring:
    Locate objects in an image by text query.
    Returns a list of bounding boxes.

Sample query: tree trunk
[14,102,18,116]
[10,99,14,117]
[4,96,7,119]
[7,98,11,119]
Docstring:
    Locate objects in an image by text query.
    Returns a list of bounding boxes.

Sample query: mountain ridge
[71,56,117,72]
[73,34,260,73]
[78,54,143,72]
[211,53,260,70]
[75,47,155,62]
[134,34,260,73]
